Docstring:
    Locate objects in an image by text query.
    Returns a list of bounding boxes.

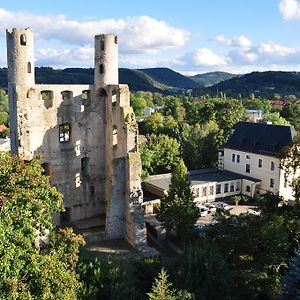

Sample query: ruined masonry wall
[6,28,149,253]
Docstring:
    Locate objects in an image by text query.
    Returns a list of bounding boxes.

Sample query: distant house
[143,122,298,204]
[246,109,262,123]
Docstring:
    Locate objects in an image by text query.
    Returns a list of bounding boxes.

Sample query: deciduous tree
[0,153,84,299]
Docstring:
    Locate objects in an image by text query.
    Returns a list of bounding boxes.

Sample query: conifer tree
[157,159,198,241]
[148,268,176,300]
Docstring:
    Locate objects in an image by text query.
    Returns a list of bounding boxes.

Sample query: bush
[229,195,242,205]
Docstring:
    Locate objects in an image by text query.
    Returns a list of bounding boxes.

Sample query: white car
[198,206,208,217]
[205,203,217,213]
[215,202,231,210]
[248,208,261,216]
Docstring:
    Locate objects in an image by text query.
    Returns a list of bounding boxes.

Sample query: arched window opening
[20,34,27,46]
[27,62,31,73]
[99,88,107,97]
[114,36,118,44]
[113,126,118,148]
[100,64,104,74]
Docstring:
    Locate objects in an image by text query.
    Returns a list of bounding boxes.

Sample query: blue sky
[2,0,300,74]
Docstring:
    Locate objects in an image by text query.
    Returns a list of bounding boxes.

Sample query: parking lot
[196,204,257,225]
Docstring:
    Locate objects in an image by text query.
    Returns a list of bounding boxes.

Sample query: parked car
[248,208,261,216]
[198,206,208,217]
[215,201,231,210]
[205,203,217,213]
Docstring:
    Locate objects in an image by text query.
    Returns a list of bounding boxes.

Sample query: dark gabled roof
[222,122,295,156]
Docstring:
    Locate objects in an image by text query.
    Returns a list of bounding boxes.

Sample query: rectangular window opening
[230,183,234,192]
[59,124,71,143]
[224,183,229,193]
[216,184,221,194]
[246,164,250,174]
[232,153,235,162]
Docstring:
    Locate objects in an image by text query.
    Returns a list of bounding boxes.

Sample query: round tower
[94,34,118,86]
[6,28,35,87]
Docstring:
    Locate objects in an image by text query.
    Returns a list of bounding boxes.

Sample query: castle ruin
[6,28,147,249]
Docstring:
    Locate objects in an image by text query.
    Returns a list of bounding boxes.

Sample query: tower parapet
[6,28,35,87]
[94,34,118,87]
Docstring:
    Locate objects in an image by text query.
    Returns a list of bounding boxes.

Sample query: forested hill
[1,68,300,98]
[190,71,237,87]
[0,67,203,93]
[195,71,300,98]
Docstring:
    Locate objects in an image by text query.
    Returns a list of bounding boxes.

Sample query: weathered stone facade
[6,28,147,249]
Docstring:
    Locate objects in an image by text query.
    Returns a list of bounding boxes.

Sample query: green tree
[140,134,181,178]
[175,241,232,300]
[157,159,198,241]
[148,268,176,300]
[144,112,165,134]
[205,212,293,299]
[130,96,147,117]
[148,268,194,300]
[263,112,290,126]
[281,247,300,300]
[0,153,84,299]
[280,133,300,201]
[181,121,220,169]
[280,102,300,130]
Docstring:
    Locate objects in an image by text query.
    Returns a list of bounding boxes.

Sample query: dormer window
[20,34,27,46]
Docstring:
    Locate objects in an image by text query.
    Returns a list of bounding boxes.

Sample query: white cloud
[180,48,228,68]
[36,47,94,67]
[279,0,300,20]
[215,34,252,48]
[0,9,190,54]
[229,49,258,64]
[193,48,228,67]
[258,42,296,56]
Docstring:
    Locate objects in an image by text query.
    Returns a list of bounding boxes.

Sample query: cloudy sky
[2,0,300,74]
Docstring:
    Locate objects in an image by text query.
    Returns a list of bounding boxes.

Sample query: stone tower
[94,34,118,87]
[6,28,148,251]
[6,28,35,155]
